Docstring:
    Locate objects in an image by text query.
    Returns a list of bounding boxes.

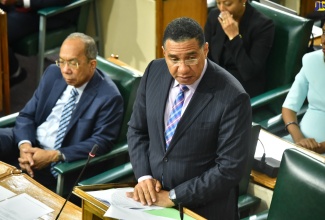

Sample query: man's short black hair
[162,17,205,48]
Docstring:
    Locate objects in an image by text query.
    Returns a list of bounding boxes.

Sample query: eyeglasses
[169,58,199,66]
[55,59,79,69]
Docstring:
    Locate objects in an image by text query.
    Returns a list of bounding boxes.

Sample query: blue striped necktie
[51,88,78,177]
[165,85,189,149]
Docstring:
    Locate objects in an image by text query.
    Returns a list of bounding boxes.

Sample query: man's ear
[204,42,209,58]
[90,59,97,70]
[162,46,166,56]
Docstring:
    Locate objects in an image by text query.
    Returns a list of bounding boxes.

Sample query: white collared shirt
[19,83,87,149]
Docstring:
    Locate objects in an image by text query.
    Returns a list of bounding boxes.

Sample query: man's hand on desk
[126,178,174,207]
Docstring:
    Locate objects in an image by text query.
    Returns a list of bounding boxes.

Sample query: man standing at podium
[127,17,252,219]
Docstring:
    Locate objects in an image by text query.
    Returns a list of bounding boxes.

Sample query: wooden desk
[0,161,81,219]
[313,36,321,48]
[251,170,277,190]
[73,183,206,220]
[252,129,325,190]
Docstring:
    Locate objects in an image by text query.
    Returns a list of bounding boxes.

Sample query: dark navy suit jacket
[127,59,252,220]
[13,64,124,162]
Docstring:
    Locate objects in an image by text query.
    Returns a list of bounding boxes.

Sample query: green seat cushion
[13,26,76,56]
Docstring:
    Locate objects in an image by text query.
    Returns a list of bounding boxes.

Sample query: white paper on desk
[0,193,54,220]
[312,25,322,38]
[105,205,174,220]
[0,186,16,201]
[87,187,163,210]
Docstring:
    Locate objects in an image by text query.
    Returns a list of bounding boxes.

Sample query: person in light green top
[282,46,325,154]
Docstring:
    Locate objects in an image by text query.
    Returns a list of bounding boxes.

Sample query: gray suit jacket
[127,59,252,220]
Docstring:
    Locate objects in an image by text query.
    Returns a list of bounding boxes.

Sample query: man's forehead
[164,39,201,54]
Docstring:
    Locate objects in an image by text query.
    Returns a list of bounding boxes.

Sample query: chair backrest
[259,0,297,15]
[96,56,141,144]
[12,0,91,56]
[251,1,313,91]
[239,123,261,195]
[268,148,325,220]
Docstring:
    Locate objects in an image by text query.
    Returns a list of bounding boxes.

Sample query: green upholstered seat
[78,161,134,186]
[0,56,141,196]
[250,1,313,135]
[243,148,325,220]
[11,0,100,81]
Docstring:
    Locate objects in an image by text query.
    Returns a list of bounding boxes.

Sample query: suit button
[164,157,168,162]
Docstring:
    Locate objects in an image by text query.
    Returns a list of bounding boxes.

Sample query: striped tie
[51,88,78,177]
[165,85,188,149]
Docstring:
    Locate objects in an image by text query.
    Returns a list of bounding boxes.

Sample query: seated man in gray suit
[0,33,124,191]
[126,17,252,220]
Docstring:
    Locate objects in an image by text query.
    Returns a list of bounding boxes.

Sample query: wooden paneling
[0,9,10,115]
[300,0,317,17]
[156,0,208,58]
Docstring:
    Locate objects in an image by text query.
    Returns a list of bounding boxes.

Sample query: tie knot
[180,85,189,92]
[71,88,78,97]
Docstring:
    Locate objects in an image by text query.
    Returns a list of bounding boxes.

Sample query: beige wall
[88,0,156,73]
[283,0,300,13]
[88,0,303,73]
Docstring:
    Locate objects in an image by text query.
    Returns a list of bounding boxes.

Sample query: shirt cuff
[138,175,153,183]
[18,140,32,148]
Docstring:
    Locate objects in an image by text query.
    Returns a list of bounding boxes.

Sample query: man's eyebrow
[58,57,78,61]
[167,51,198,57]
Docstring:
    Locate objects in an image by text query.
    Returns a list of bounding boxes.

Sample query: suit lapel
[40,78,66,123]
[157,65,174,152]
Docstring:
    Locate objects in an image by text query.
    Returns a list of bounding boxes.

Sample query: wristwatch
[169,189,178,205]
[57,150,66,161]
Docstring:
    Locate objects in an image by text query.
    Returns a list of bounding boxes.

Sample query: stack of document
[87,187,194,220]
[0,186,53,220]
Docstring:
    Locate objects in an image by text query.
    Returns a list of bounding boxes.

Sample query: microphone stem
[55,155,92,220]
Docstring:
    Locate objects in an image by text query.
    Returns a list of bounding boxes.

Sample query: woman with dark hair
[205,0,274,97]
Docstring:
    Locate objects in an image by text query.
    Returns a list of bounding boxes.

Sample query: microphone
[259,138,266,164]
[55,144,99,220]
[253,139,280,178]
